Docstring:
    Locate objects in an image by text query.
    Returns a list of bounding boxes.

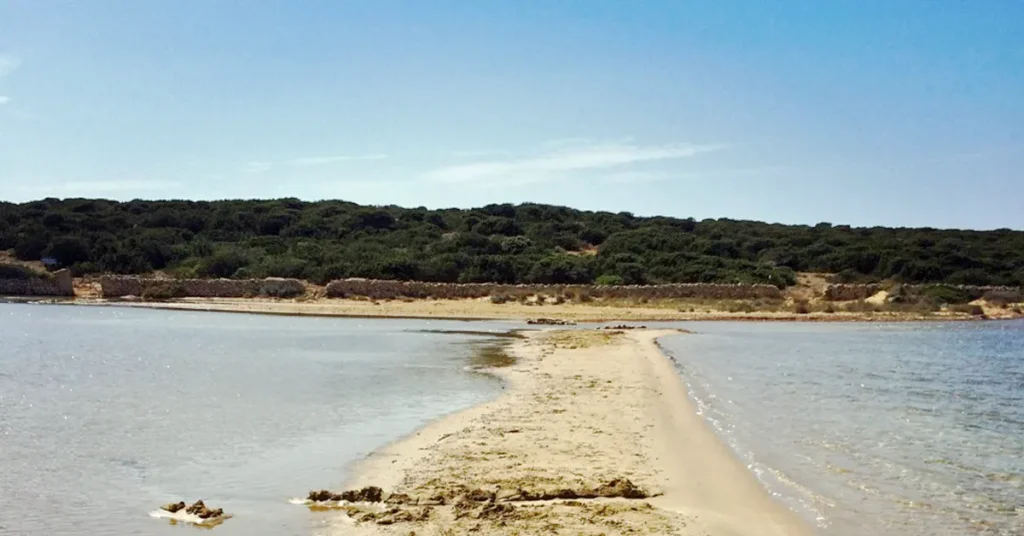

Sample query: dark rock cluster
[160,499,224,520]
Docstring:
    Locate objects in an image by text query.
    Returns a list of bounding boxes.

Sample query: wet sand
[328,329,812,535]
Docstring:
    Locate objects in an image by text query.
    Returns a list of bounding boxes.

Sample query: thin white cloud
[451,149,506,158]
[0,96,9,105]
[289,154,387,166]
[424,141,726,184]
[245,161,273,173]
[14,180,182,197]
[600,171,671,185]
[0,55,19,77]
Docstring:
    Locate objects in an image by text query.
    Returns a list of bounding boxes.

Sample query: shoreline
[328,329,813,535]
[6,296,1019,323]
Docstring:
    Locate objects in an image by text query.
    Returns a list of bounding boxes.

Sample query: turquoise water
[659,321,1024,536]
[0,304,515,535]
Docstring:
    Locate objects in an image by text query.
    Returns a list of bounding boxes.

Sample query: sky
[1,1,1022,229]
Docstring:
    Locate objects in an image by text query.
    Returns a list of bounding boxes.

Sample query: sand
[65,295,990,322]
[318,329,813,536]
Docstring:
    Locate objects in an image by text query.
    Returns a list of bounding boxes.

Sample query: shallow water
[659,321,1024,536]
[0,304,517,535]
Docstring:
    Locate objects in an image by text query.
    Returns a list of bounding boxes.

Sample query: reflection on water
[0,304,519,536]
[659,320,1024,536]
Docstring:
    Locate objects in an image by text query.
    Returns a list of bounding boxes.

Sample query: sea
[2,304,1021,535]
[658,320,1024,536]
[0,304,516,535]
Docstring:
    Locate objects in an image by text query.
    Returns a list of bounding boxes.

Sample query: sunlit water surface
[659,320,1024,536]
[0,304,517,535]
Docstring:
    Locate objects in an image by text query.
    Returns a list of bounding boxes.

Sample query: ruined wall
[823,284,883,301]
[824,283,1021,301]
[98,276,305,298]
[0,269,74,297]
[323,278,783,301]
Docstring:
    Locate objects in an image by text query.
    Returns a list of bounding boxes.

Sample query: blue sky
[1,1,1022,229]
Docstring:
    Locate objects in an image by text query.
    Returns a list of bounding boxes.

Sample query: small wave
[148,509,231,526]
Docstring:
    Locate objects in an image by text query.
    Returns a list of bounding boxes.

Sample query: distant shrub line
[3,198,1023,287]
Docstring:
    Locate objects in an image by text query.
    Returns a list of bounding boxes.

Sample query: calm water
[0,304,516,536]
[659,321,1024,536]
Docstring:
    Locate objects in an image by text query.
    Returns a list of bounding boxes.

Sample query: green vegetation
[2,198,1023,287]
[0,263,48,280]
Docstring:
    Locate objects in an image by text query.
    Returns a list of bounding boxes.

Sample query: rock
[527,318,576,325]
[160,501,186,513]
[422,493,447,506]
[339,486,384,503]
[199,508,223,519]
[384,492,414,505]
[465,488,495,502]
[476,503,515,520]
[185,500,206,515]
[494,488,522,502]
[307,489,334,502]
[595,478,648,499]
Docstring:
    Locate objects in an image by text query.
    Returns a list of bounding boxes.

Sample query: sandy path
[319,329,812,535]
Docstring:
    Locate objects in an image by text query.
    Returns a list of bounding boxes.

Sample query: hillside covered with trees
[1,198,1022,288]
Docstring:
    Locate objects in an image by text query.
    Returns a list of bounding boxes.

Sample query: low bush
[595,274,625,286]
[792,299,811,314]
[490,294,512,304]
[982,289,1023,308]
[0,263,45,280]
[919,285,972,305]
[842,300,878,313]
[140,281,184,301]
[950,303,985,316]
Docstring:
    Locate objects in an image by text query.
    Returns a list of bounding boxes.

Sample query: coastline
[18,296,1019,322]
[328,329,813,535]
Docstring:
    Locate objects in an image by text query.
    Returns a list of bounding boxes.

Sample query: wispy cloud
[244,154,386,172]
[451,149,506,158]
[289,154,387,166]
[0,96,9,105]
[0,54,19,77]
[245,161,273,173]
[14,180,182,197]
[424,141,725,184]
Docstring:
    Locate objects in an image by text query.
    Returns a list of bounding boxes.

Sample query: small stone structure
[324,278,783,301]
[0,269,74,296]
[98,276,305,299]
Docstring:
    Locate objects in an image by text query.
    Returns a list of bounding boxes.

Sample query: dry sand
[319,329,813,536]
[66,295,991,322]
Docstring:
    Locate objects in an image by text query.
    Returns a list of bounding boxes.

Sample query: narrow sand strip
[327,329,812,535]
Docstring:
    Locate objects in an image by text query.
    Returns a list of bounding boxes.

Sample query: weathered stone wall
[0,269,74,297]
[823,284,882,301]
[824,283,1021,301]
[323,278,783,301]
[98,276,305,298]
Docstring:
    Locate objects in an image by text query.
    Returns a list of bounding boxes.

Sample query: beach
[56,295,1021,322]
[328,329,812,535]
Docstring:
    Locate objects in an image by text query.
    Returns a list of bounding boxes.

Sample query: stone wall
[823,284,883,301]
[0,269,74,297]
[323,278,783,301]
[824,283,1020,302]
[98,276,305,299]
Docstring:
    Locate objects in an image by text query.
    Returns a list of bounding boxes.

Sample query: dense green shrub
[595,274,625,286]
[1,198,1022,287]
[141,281,184,301]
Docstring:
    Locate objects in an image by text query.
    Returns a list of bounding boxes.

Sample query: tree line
[1,198,1022,288]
